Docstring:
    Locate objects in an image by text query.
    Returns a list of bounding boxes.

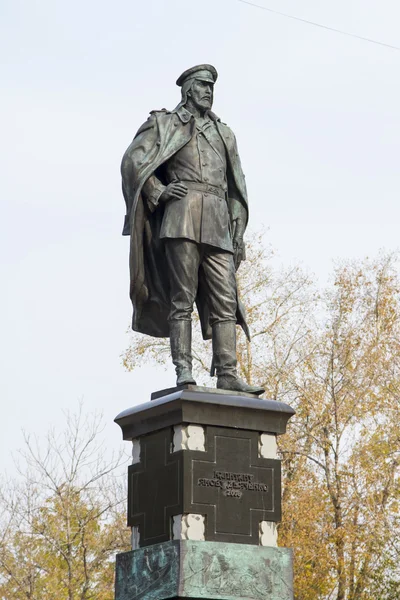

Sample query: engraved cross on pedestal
[128,429,183,546]
[128,426,281,547]
[183,427,281,545]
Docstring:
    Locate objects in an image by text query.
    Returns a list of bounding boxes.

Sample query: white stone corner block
[172,425,187,451]
[173,424,205,452]
[259,521,277,547]
[185,514,205,539]
[131,526,140,550]
[132,438,141,464]
[172,514,183,540]
[186,425,205,451]
[258,433,278,459]
[172,514,205,541]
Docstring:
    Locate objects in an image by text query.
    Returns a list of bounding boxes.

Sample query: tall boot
[212,321,265,395]
[170,320,197,386]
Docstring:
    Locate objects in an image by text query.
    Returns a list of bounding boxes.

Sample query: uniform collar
[174,105,220,124]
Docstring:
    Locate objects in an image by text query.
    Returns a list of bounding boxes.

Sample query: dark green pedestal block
[115,540,293,600]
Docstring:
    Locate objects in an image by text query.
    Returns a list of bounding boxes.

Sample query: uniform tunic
[142,115,234,253]
[140,110,237,323]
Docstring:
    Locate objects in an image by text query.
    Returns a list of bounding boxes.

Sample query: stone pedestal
[114,385,295,600]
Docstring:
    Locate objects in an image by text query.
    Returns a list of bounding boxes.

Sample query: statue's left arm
[223,128,249,271]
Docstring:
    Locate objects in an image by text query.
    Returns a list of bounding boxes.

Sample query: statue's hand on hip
[159,182,188,203]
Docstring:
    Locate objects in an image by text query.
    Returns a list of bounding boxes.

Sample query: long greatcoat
[121,106,250,340]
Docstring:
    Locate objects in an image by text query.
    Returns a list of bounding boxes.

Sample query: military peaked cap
[176,64,218,87]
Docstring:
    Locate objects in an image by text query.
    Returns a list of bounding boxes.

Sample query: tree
[122,236,400,600]
[0,406,130,600]
[279,253,400,600]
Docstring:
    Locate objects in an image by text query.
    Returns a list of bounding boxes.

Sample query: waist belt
[181,181,226,200]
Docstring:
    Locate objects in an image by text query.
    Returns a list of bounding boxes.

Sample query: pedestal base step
[115,540,293,600]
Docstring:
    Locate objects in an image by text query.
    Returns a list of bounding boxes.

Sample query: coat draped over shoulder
[121,107,250,340]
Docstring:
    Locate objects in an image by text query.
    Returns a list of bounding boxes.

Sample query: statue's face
[188,79,214,111]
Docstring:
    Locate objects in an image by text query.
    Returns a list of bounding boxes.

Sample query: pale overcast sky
[1,0,399,471]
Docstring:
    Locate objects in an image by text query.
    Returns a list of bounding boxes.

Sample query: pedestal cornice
[114,387,295,440]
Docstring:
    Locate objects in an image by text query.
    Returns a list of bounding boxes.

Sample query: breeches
[165,239,237,324]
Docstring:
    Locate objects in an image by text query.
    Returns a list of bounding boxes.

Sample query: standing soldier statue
[121,64,264,395]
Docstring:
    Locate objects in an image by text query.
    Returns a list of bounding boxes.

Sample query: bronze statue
[121,64,264,395]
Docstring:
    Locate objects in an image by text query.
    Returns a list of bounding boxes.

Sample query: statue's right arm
[121,114,167,223]
[136,116,187,211]
[121,113,188,232]
[141,176,166,213]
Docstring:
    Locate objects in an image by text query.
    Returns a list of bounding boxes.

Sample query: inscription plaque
[197,470,269,498]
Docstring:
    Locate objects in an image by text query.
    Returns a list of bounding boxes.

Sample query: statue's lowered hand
[233,238,245,271]
[232,216,246,271]
[159,182,188,203]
